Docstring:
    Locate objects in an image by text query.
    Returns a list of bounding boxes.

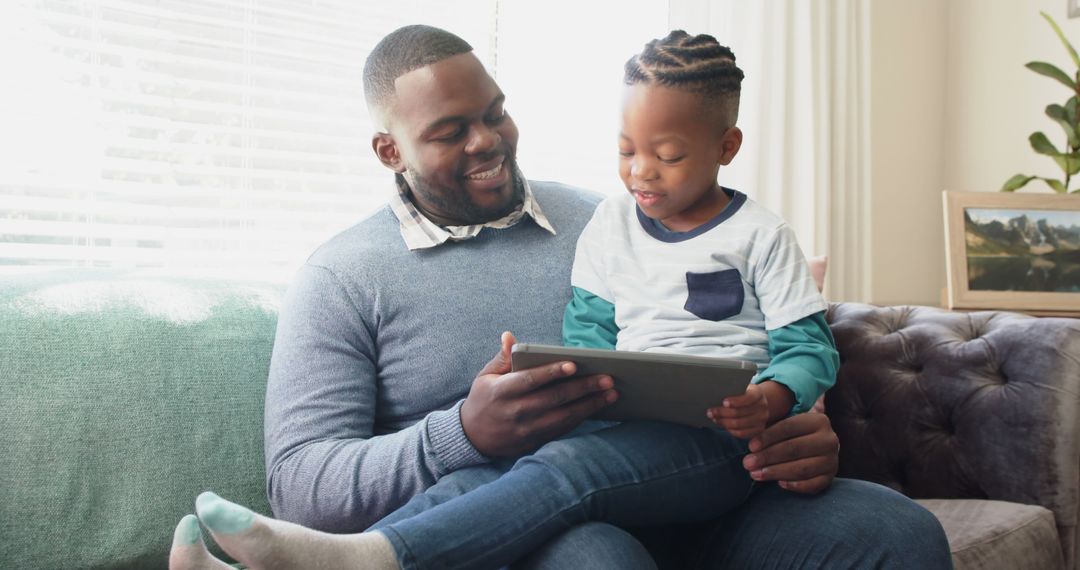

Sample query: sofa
[1,269,1077,569]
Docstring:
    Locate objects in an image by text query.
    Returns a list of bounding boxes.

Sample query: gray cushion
[0,270,283,569]
[917,499,1064,570]
[825,303,1080,569]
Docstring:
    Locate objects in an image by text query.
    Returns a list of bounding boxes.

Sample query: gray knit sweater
[264,181,602,532]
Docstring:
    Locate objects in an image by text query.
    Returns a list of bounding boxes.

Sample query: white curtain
[669,0,872,301]
[495,0,670,195]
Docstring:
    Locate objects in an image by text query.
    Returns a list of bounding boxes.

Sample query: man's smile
[466,162,503,181]
[463,155,512,193]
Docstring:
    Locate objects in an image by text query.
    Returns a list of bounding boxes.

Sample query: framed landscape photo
[943,191,1080,315]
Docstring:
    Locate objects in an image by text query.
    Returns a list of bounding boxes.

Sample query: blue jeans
[516,479,953,570]
[371,421,754,570]
[639,478,953,569]
[372,421,953,570]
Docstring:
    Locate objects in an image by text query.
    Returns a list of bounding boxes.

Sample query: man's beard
[402,157,526,225]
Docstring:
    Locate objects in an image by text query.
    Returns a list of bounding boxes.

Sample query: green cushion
[0,270,284,569]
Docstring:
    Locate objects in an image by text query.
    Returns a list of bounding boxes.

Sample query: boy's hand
[707,383,769,439]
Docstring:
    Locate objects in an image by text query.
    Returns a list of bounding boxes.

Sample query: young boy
[168,30,839,570]
[564,29,837,441]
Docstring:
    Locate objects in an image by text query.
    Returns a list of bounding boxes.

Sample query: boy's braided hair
[624,30,744,127]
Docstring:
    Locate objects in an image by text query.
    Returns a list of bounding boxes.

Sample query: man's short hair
[362,25,473,127]
[624,30,745,128]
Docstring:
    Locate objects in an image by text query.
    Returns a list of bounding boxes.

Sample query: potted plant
[1003,11,1080,194]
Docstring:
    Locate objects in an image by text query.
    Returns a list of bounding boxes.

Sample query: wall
[869,0,1080,306]
[868,0,948,305]
[944,0,1080,193]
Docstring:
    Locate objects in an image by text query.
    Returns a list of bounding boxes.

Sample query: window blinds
[0,0,495,278]
[0,0,671,279]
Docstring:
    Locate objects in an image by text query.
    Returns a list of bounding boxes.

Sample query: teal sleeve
[562,286,618,350]
[754,311,839,414]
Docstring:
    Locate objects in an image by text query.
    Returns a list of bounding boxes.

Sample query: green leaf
[1002,174,1035,192]
[1047,104,1080,148]
[1039,177,1068,193]
[1053,155,1080,175]
[1067,151,1080,174]
[1067,96,1079,124]
[1030,131,1062,156]
[1026,62,1076,90]
[1041,11,1080,70]
[1051,149,1080,175]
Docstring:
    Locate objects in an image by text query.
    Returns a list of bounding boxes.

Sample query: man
[169,24,951,570]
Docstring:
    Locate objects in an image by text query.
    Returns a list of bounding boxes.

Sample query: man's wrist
[425,400,489,474]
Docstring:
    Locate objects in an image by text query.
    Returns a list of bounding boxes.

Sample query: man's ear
[717,126,743,166]
[372,132,406,173]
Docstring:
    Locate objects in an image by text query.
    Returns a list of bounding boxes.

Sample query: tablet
[510,343,757,428]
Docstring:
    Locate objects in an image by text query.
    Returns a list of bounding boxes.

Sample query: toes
[170,514,232,570]
[172,514,204,547]
[196,491,255,534]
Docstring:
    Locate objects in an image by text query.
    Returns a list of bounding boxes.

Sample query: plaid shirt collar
[389,167,556,251]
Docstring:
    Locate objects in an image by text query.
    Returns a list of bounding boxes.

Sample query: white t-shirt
[570,189,827,368]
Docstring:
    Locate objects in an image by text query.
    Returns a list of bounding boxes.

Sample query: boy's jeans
[372,420,754,570]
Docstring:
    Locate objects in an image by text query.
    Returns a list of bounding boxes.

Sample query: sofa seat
[917,499,1064,570]
[4,270,1078,569]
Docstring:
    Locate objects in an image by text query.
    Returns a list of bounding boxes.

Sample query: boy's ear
[372,132,406,173]
[717,126,743,166]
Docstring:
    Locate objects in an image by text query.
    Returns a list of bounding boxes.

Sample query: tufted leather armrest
[825,303,1080,569]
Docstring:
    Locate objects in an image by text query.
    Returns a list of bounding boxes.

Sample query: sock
[192,491,400,570]
[168,514,234,570]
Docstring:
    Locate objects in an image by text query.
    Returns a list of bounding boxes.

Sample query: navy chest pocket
[684,269,745,321]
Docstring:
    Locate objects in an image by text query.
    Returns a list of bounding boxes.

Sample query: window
[3,0,670,279]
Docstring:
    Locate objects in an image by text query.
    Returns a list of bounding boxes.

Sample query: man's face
[375,53,522,226]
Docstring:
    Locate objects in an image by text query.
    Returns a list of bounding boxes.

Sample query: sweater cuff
[425,400,489,474]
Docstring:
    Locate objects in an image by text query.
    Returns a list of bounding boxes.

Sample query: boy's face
[372,52,522,226]
[618,83,742,232]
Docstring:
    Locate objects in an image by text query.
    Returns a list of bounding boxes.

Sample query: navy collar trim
[636,188,746,243]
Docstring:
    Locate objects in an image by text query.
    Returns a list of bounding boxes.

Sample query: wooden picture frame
[943,191,1080,315]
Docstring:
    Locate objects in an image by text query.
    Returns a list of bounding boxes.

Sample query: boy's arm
[563,286,618,350]
[564,205,617,350]
[755,311,839,415]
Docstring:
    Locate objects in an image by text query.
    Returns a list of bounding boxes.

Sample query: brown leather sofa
[826,303,1080,570]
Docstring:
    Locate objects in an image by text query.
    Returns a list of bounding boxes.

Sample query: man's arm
[264,264,481,532]
[265,265,616,531]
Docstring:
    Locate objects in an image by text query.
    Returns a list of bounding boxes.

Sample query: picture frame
[943,191,1080,315]
[1071,0,1080,19]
